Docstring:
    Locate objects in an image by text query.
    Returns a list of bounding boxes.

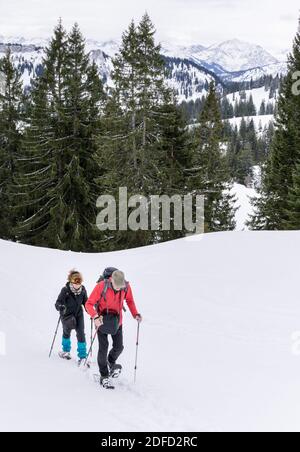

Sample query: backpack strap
[101,279,110,303]
[98,279,129,315]
[97,279,110,316]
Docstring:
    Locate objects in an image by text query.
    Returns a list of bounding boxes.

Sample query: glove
[57,305,66,316]
[135,314,142,323]
[94,316,103,330]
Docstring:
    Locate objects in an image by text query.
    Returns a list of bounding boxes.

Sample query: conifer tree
[248,94,257,116]
[249,19,300,230]
[187,82,236,232]
[0,48,24,240]
[259,100,266,115]
[16,21,105,251]
[284,162,300,229]
[96,14,188,250]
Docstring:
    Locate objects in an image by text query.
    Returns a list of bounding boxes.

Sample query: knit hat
[68,270,83,285]
[111,270,126,290]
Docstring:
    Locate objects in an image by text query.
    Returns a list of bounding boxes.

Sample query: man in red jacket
[85,270,142,389]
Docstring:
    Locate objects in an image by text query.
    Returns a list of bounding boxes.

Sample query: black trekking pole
[84,327,98,367]
[90,318,93,358]
[49,316,61,358]
[134,322,141,384]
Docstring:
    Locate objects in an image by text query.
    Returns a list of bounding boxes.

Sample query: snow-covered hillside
[1,231,300,432]
[162,39,288,79]
[227,114,274,132]
[226,62,288,83]
[225,86,278,112]
[165,59,215,103]
[0,43,44,89]
[0,36,288,100]
[231,183,256,231]
[191,114,274,136]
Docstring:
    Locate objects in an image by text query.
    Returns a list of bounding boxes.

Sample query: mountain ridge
[0,35,288,104]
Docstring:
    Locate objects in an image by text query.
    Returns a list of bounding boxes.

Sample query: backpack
[97,267,128,313]
[97,267,118,284]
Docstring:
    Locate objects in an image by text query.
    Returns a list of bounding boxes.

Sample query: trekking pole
[84,327,99,367]
[134,322,141,384]
[49,316,61,358]
[90,318,93,358]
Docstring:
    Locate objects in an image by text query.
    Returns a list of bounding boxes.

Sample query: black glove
[57,304,67,316]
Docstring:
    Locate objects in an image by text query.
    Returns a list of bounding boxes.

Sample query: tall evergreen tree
[248,94,257,116]
[16,21,105,251]
[96,14,188,250]
[187,82,236,232]
[284,162,300,229]
[249,19,300,230]
[0,48,24,240]
[156,97,192,242]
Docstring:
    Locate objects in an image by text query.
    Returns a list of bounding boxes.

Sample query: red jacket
[85,279,138,326]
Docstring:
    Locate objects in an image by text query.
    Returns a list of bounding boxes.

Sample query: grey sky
[0,0,299,54]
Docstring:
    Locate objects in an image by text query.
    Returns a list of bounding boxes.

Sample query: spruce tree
[187,82,236,232]
[0,48,24,240]
[96,14,186,250]
[16,21,105,251]
[259,100,266,115]
[249,19,300,230]
[156,97,192,242]
[248,94,257,116]
[284,162,300,229]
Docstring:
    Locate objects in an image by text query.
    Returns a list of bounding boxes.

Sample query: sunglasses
[72,279,82,285]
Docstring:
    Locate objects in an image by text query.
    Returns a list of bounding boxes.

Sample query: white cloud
[0,0,299,53]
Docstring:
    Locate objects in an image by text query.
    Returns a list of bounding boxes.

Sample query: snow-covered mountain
[0,42,44,90]
[96,39,121,57]
[0,35,288,106]
[0,39,221,101]
[89,49,114,87]
[164,58,217,103]
[161,38,287,76]
[224,62,288,83]
[193,39,279,72]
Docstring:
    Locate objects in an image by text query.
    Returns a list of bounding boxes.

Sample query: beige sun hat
[111,270,126,290]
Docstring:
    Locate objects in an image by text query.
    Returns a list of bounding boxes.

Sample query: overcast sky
[0,0,299,55]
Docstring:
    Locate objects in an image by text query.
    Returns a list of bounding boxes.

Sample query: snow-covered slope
[226,62,288,83]
[231,183,256,231]
[225,86,278,112]
[0,43,44,89]
[0,36,288,95]
[164,59,216,103]
[1,231,300,432]
[227,114,274,132]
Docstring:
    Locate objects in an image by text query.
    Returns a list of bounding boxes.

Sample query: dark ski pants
[97,326,124,377]
[62,313,86,343]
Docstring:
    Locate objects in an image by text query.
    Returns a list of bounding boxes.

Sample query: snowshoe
[100,376,115,390]
[58,351,71,360]
[109,363,122,379]
[78,358,91,368]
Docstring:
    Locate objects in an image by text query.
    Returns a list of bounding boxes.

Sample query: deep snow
[1,231,300,432]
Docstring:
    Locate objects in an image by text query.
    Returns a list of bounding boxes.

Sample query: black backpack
[97,267,128,313]
[97,267,118,284]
